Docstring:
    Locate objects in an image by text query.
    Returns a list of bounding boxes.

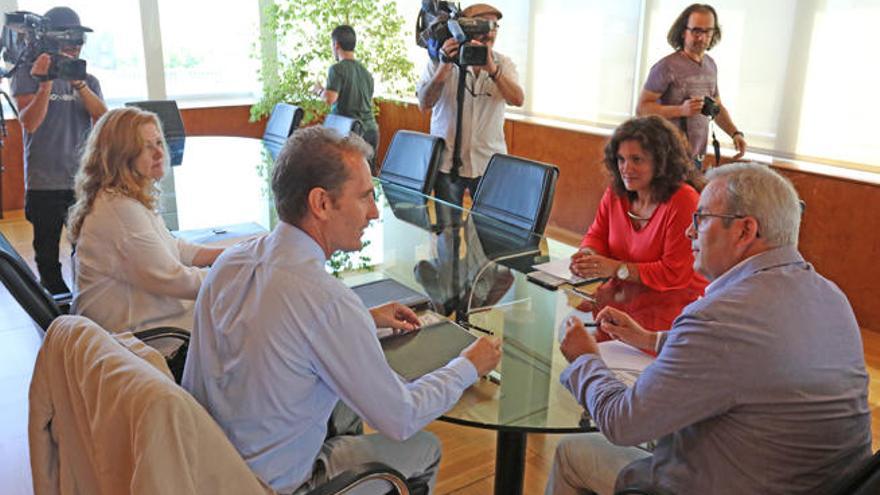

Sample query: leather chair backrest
[831,449,880,495]
[379,130,445,194]
[125,100,186,140]
[324,114,363,137]
[263,103,304,147]
[471,154,559,235]
[0,232,61,331]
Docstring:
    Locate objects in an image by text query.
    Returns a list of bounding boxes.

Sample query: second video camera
[416,1,497,67]
[1,10,89,81]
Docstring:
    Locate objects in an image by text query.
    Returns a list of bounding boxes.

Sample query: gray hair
[272,126,373,224]
[705,162,801,247]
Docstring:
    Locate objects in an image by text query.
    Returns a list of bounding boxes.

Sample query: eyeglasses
[686,26,715,37]
[692,211,746,231]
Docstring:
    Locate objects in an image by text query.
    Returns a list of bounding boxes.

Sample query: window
[156,0,262,102]
[16,0,149,105]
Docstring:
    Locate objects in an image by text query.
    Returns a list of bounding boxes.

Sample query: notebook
[352,278,431,311]
[381,320,477,381]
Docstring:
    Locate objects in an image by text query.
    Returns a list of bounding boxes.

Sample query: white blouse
[73,191,207,332]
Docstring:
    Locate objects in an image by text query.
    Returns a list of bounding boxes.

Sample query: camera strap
[711,122,721,169]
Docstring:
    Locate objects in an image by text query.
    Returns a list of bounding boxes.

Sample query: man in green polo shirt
[321,25,379,174]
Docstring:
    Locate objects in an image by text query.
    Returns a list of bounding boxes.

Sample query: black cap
[44,6,93,32]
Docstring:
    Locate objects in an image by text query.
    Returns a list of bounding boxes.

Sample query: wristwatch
[616,263,630,281]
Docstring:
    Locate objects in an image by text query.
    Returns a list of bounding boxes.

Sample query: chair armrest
[615,489,658,495]
[133,327,190,384]
[133,326,190,342]
[52,292,72,314]
[306,462,410,495]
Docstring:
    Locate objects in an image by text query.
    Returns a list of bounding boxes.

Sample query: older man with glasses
[546,163,871,495]
[637,3,747,168]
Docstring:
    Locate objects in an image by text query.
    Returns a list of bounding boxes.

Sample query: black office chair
[378,130,445,194]
[611,449,880,495]
[324,114,363,137]
[829,449,880,495]
[0,231,65,329]
[125,100,186,140]
[125,100,187,165]
[0,231,190,382]
[263,102,304,148]
[471,153,559,235]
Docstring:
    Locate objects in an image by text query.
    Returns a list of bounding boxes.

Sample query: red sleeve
[635,186,702,291]
[580,187,613,256]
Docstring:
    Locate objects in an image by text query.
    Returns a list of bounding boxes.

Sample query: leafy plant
[252,0,417,124]
[327,239,372,278]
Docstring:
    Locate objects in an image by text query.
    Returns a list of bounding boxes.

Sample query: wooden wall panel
[180,105,266,138]
[508,121,608,236]
[776,169,880,332]
[1,121,24,212]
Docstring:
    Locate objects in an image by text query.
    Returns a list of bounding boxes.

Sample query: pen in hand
[461,321,494,336]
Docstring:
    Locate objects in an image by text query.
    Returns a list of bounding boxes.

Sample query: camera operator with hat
[637,3,746,168]
[416,3,524,218]
[12,6,106,295]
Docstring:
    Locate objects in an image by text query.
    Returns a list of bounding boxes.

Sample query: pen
[565,315,600,328]
[461,321,494,336]
[564,287,597,303]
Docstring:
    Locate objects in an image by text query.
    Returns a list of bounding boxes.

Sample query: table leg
[494,430,527,495]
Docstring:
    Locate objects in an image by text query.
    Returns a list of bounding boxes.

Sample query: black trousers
[362,127,380,176]
[24,189,75,294]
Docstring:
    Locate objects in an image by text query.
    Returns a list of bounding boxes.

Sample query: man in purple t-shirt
[637,4,746,165]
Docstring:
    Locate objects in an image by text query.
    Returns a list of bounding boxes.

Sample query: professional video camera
[416,1,497,67]
[1,10,88,81]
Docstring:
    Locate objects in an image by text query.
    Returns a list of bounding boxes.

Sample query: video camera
[416,1,497,67]
[1,10,88,81]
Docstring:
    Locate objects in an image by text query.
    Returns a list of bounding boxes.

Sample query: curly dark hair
[667,4,721,51]
[603,115,706,203]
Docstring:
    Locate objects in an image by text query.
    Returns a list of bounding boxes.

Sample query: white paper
[598,340,654,386]
[532,258,588,284]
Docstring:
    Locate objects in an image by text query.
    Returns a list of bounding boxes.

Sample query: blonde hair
[68,107,166,241]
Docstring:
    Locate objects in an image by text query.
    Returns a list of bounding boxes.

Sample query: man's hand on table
[370,302,420,333]
[595,307,657,352]
[461,337,502,377]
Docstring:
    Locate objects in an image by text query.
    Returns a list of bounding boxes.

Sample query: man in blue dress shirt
[546,163,871,494]
[182,127,501,494]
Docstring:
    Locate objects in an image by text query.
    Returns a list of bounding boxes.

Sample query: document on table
[532,258,595,285]
[173,222,268,248]
[598,340,654,386]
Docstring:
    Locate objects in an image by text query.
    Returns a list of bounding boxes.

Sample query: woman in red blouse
[570,115,708,292]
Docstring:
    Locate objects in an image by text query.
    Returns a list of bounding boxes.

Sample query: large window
[9,0,261,106]
[157,0,261,101]
[14,0,149,104]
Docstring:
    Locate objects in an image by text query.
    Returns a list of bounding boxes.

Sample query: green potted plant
[251,0,417,125]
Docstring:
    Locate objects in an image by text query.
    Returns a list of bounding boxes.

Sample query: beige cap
[463,3,503,20]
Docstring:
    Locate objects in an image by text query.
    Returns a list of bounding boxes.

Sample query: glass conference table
[160,136,701,495]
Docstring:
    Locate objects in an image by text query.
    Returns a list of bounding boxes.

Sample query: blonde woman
[68,107,223,332]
